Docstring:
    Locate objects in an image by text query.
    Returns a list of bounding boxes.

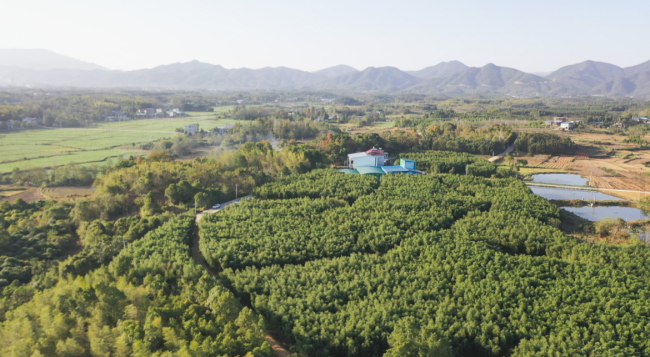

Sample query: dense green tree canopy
[0,215,272,356]
[199,172,650,356]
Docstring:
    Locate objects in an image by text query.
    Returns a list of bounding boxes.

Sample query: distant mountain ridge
[407,61,469,79]
[312,65,358,78]
[1,49,650,97]
[0,49,105,71]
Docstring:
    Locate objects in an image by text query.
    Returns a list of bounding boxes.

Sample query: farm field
[340,120,397,134]
[0,113,244,172]
[40,186,95,201]
[512,131,650,197]
[0,188,45,203]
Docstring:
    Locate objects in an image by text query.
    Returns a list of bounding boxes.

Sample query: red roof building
[365,148,385,156]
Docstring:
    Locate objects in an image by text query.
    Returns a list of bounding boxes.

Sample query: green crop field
[0,111,244,173]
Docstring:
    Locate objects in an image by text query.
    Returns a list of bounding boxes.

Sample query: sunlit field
[0,111,243,172]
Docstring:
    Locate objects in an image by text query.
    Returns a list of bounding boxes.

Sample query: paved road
[192,195,291,357]
[488,144,515,162]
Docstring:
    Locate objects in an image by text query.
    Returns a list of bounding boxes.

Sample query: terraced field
[40,186,95,201]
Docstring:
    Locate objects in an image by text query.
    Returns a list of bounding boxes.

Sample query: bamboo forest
[201,172,650,356]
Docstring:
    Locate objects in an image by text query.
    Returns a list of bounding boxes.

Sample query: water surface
[562,206,648,221]
[531,173,588,186]
[530,186,623,201]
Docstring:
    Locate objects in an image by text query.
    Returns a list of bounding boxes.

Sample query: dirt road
[488,144,515,162]
[192,196,292,357]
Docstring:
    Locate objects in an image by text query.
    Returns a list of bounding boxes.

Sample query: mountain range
[1,49,650,97]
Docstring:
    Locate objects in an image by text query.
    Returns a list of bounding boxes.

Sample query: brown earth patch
[0,188,47,203]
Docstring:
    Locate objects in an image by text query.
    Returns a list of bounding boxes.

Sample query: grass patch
[0,116,246,173]
[519,167,568,175]
[550,199,631,207]
[599,167,623,177]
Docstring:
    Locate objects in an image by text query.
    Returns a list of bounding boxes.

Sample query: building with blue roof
[339,149,422,176]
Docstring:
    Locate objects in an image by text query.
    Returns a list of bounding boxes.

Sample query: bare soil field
[0,185,28,198]
[516,131,650,197]
[40,187,95,201]
[0,188,47,203]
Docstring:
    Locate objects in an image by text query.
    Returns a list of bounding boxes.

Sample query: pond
[529,186,623,201]
[531,173,588,186]
[562,206,648,222]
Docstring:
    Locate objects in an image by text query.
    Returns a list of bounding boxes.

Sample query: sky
[2,0,649,73]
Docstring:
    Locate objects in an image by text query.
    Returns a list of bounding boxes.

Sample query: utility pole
[235,184,238,200]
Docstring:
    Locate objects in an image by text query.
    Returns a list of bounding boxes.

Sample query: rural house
[216,124,235,134]
[340,148,421,176]
[347,147,388,168]
[168,109,187,117]
[560,121,575,130]
[136,108,156,119]
[184,123,198,135]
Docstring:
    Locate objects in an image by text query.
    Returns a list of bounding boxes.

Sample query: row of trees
[515,132,575,155]
[210,117,331,148]
[401,151,498,177]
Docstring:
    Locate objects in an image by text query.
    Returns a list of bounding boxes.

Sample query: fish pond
[530,173,588,186]
[527,182,647,222]
[562,206,648,222]
[529,186,623,201]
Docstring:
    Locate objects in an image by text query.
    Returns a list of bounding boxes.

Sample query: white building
[184,123,198,135]
[347,147,388,168]
[168,109,187,117]
[560,121,575,130]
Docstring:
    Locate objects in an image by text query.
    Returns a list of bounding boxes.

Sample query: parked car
[212,204,221,209]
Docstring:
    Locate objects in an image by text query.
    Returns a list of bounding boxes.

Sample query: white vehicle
[212,204,221,209]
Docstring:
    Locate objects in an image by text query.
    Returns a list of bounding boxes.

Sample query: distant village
[545,116,650,130]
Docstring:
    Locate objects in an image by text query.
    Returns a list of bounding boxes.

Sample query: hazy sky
[3,0,649,73]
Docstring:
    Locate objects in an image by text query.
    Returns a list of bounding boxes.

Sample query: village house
[184,123,198,135]
[168,109,187,117]
[105,110,131,122]
[215,124,235,134]
[136,108,156,119]
[340,147,421,176]
[347,147,388,168]
[21,117,42,126]
[560,121,575,130]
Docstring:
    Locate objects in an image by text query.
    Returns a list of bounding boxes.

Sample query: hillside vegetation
[200,171,650,356]
[0,215,273,356]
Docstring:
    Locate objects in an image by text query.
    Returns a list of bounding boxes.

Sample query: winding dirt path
[192,203,292,357]
[488,143,515,162]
